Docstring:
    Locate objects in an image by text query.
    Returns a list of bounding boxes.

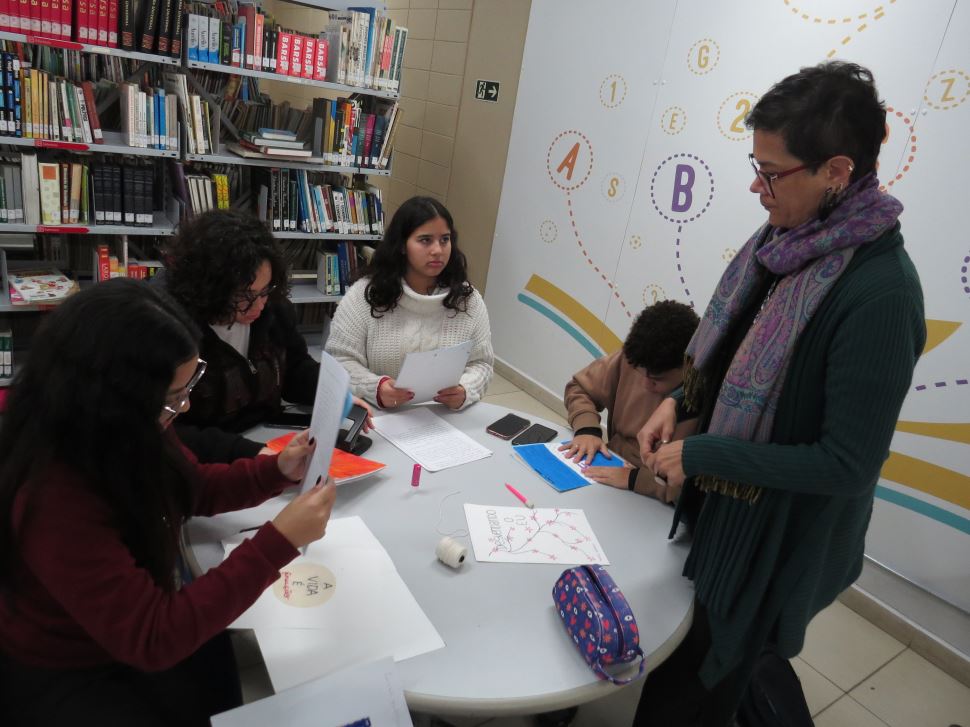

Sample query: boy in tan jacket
[560,300,698,502]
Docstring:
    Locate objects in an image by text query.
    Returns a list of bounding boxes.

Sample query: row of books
[0,155,155,226]
[171,167,230,217]
[256,168,383,235]
[0,0,184,57]
[183,5,407,93]
[312,95,398,169]
[162,71,212,154]
[0,59,104,142]
[228,126,308,160]
[326,8,406,92]
[119,82,178,150]
[94,244,163,280]
[0,329,11,376]
[314,242,359,297]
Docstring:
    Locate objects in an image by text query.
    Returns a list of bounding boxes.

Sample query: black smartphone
[336,404,370,453]
[511,423,558,446]
[486,413,531,440]
[265,411,312,429]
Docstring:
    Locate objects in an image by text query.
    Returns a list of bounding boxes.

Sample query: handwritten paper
[301,352,350,494]
[373,407,492,471]
[394,340,473,404]
[463,504,609,565]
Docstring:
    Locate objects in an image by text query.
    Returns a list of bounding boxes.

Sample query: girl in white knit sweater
[325,197,493,410]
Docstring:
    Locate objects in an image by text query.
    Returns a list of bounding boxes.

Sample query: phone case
[486,413,530,439]
[511,423,558,446]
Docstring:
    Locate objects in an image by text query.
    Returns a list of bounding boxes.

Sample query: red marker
[505,483,534,508]
[411,464,422,488]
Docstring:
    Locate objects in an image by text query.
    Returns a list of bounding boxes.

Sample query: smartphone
[265,411,312,429]
[336,404,370,453]
[486,413,531,440]
[511,423,558,446]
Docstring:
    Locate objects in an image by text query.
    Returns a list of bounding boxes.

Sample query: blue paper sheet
[512,442,624,492]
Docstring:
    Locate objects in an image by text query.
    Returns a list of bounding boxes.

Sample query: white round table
[186,402,693,717]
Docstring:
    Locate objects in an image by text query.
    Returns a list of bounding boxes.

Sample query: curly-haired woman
[165,209,369,462]
[325,196,493,410]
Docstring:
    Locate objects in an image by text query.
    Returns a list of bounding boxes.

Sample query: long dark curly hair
[363,196,472,317]
[0,279,201,591]
[165,209,289,325]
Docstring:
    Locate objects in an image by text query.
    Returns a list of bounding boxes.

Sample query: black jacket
[175,299,319,463]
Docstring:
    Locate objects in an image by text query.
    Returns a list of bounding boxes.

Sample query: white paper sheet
[301,352,350,494]
[373,407,492,472]
[463,504,610,565]
[211,657,412,727]
[394,340,473,404]
[223,517,444,691]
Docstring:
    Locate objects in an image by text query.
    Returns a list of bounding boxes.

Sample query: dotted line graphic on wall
[674,226,695,308]
[881,106,917,191]
[780,0,897,58]
[566,194,633,319]
[539,220,558,244]
[962,254,969,296]
[687,39,719,75]
[913,378,969,392]
[599,74,628,109]
[716,92,759,142]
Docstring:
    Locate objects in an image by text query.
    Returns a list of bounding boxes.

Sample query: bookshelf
[0,0,401,323]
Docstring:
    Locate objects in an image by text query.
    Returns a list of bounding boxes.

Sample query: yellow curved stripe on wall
[524,274,624,354]
[895,421,970,445]
[923,320,961,354]
[881,451,970,510]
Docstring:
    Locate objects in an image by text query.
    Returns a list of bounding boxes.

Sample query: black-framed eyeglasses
[748,153,813,198]
[162,358,207,422]
[233,284,277,313]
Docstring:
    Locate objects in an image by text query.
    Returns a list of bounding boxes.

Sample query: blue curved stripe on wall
[517,293,604,359]
[875,485,970,535]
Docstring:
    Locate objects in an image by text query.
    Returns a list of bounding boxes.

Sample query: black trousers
[0,631,243,727]
[633,601,757,727]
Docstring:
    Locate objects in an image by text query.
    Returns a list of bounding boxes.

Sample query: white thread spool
[435,536,467,569]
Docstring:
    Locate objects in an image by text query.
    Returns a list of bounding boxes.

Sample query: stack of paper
[224,516,443,691]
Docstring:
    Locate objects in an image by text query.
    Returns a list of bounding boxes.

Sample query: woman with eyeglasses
[633,62,925,726]
[164,208,370,463]
[0,279,336,725]
[325,196,493,410]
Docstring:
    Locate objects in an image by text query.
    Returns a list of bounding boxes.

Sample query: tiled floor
[237,373,970,726]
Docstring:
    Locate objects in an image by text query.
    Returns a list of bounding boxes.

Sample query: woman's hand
[378,378,414,408]
[645,440,686,491]
[276,429,316,482]
[434,385,466,410]
[352,396,375,432]
[638,398,678,462]
[271,477,337,549]
[585,464,631,489]
[559,434,609,464]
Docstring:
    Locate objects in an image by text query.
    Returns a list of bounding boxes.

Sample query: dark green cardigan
[677,222,925,686]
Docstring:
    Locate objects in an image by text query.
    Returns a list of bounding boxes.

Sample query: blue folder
[512,442,624,492]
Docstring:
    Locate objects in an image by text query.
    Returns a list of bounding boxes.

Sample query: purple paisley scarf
[683,172,902,502]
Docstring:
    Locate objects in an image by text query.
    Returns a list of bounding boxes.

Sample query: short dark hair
[745,61,886,182]
[623,300,699,374]
[363,196,472,316]
[165,209,289,325]
[0,279,201,590]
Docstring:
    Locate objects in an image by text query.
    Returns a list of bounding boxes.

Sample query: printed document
[373,407,492,471]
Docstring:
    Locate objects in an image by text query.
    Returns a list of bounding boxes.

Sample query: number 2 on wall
[730,98,751,133]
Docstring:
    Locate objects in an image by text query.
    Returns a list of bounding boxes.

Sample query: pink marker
[411,464,422,488]
[505,483,534,508]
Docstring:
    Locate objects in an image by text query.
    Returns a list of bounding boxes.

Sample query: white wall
[487,0,969,616]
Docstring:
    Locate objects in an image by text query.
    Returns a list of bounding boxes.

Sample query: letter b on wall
[671,164,695,212]
[650,154,714,225]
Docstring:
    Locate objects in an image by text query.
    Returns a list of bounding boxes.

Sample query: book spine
[81,81,102,142]
[49,0,61,39]
[186,13,198,61]
[290,33,302,77]
[96,0,107,45]
[59,0,68,38]
[207,15,219,64]
[168,0,183,58]
[231,21,241,66]
[313,37,328,81]
[276,30,290,75]
[119,0,133,48]
[154,0,171,52]
[253,10,263,72]
[140,0,159,52]
[302,36,314,80]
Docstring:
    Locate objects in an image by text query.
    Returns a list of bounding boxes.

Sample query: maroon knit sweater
[0,443,297,672]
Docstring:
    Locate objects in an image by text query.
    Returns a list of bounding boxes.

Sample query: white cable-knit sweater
[325,278,494,408]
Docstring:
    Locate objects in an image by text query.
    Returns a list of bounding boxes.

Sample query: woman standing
[326,196,493,410]
[636,62,925,726]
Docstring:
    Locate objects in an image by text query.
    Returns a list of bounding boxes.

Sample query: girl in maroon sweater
[0,279,335,726]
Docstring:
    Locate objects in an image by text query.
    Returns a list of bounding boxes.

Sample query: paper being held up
[301,352,350,494]
[374,407,491,471]
[394,340,473,404]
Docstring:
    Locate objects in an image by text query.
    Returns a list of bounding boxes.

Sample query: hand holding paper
[271,477,337,550]
[275,429,316,481]
[394,341,473,404]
